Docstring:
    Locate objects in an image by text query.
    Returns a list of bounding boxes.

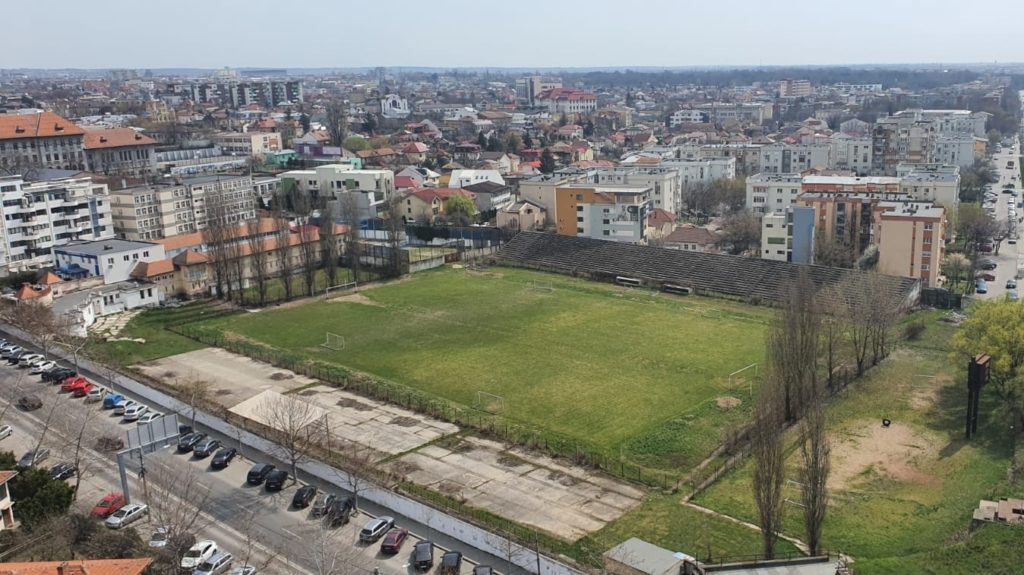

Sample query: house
[0,559,153,575]
[11,283,53,305]
[556,124,584,140]
[452,142,482,163]
[396,166,441,188]
[53,239,166,284]
[129,258,176,298]
[402,142,430,164]
[462,181,515,214]
[448,169,505,188]
[403,188,477,223]
[355,147,398,166]
[170,249,210,297]
[646,208,677,238]
[496,199,546,232]
[0,470,16,530]
[664,225,719,252]
[478,152,515,174]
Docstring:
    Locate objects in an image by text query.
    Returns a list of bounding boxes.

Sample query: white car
[122,404,148,422]
[85,387,106,402]
[148,527,169,548]
[227,567,257,575]
[181,540,218,570]
[30,360,57,374]
[17,353,44,367]
[113,399,136,416]
[104,503,148,529]
[137,412,162,425]
[0,425,11,440]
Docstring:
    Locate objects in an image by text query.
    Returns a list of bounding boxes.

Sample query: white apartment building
[110,174,256,240]
[891,109,989,137]
[280,163,394,220]
[448,169,505,188]
[556,184,651,244]
[662,157,737,192]
[697,102,774,125]
[210,131,282,157]
[779,79,812,98]
[669,109,708,127]
[761,211,789,261]
[934,135,983,168]
[830,133,873,175]
[760,143,832,174]
[594,167,681,215]
[896,163,961,207]
[0,171,114,275]
[746,173,803,215]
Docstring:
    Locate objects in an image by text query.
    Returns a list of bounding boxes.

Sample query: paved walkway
[682,501,811,554]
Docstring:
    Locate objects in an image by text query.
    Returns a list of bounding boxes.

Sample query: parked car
[977,271,997,282]
[181,540,219,570]
[976,279,989,294]
[2,346,24,359]
[5,350,28,364]
[43,367,75,383]
[148,527,170,548]
[105,503,148,529]
[1008,290,1020,302]
[979,243,994,253]
[137,412,162,425]
[91,492,127,518]
[30,360,57,374]
[61,376,90,393]
[264,469,288,491]
[226,567,257,575]
[194,552,234,575]
[413,540,435,571]
[193,438,221,458]
[292,485,317,509]
[1007,279,1017,290]
[310,493,336,516]
[177,432,207,452]
[102,393,125,409]
[359,516,394,543]
[379,528,409,554]
[122,403,148,421]
[473,566,495,575]
[246,463,275,485]
[438,550,463,574]
[113,399,137,416]
[210,447,237,469]
[324,497,354,527]
[17,353,45,367]
[17,395,42,411]
[0,424,12,440]
[979,259,998,270]
[49,462,76,481]
[71,382,95,398]
[18,448,50,468]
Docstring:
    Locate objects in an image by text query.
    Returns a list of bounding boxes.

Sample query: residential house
[478,152,515,174]
[355,147,398,167]
[645,208,677,238]
[403,188,477,223]
[496,199,546,231]
[556,124,584,140]
[402,142,429,164]
[664,225,719,252]
[396,166,441,188]
[53,239,166,284]
[448,169,505,188]
[462,181,515,214]
[0,112,86,172]
[0,559,153,575]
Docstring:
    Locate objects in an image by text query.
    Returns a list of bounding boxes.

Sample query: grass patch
[87,301,217,366]
[193,266,770,472]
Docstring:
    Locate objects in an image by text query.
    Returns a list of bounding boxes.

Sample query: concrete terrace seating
[496,232,919,309]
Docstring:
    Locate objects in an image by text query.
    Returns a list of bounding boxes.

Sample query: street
[0,335,519,575]
[971,136,1021,301]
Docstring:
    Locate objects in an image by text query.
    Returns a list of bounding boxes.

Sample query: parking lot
[0,335,507,574]
[975,139,1021,301]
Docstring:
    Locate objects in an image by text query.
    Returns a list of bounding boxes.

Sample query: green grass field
[87,301,215,366]
[196,266,770,472]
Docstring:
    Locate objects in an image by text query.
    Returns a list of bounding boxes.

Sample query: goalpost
[474,391,506,414]
[322,333,346,351]
[729,363,759,397]
[324,281,358,298]
[526,280,555,292]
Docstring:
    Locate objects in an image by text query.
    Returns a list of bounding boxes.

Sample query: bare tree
[751,370,785,559]
[798,383,830,556]
[331,444,379,511]
[246,213,271,307]
[256,393,320,480]
[767,272,820,422]
[233,510,280,573]
[178,375,211,430]
[56,401,99,500]
[865,273,897,367]
[203,196,232,300]
[382,195,406,278]
[302,509,365,575]
[840,274,873,377]
[294,193,321,297]
[323,100,349,146]
[339,194,363,283]
[273,205,296,302]
[146,465,215,570]
[224,219,246,305]
[818,288,845,394]
[319,213,341,287]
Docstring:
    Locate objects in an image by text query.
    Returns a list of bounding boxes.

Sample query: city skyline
[5,0,1024,70]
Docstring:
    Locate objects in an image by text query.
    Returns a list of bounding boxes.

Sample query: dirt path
[682,501,811,554]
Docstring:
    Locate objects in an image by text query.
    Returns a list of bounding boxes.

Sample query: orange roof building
[0,558,152,575]
[0,112,86,171]
[83,128,158,177]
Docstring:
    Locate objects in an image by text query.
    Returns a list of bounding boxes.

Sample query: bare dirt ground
[829,420,940,490]
[327,292,383,307]
[387,436,645,542]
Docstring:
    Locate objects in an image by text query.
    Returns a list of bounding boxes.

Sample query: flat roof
[803,176,900,185]
[55,238,158,256]
[180,174,250,185]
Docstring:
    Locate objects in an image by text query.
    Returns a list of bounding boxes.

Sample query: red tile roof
[665,226,719,246]
[130,258,174,279]
[394,176,419,189]
[646,208,677,228]
[0,558,153,575]
[172,250,209,266]
[0,470,17,484]
[536,88,597,102]
[83,128,157,150]
[402,142,429,154]
[15,283,49,301]
[0,112,85,140]
[37,271,63,285]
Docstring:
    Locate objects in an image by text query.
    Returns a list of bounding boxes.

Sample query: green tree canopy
[952,300,1024,428]
[342,136,369,152]
[540,148,557,174]
[8,465,74,529]
[445,195,477,227]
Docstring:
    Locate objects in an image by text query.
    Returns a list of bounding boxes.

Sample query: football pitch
[196,266,769,471]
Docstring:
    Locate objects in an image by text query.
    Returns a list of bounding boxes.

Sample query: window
[577,216,584,222]
[576,205,583,212]
[107,258,113,265]
[123,255,129,261]
[576,227,584,234]
[143,251,149,257]
[576,194,583,201]
[922,264,930,271]
[923,223,933,230]
[603,230,610,236]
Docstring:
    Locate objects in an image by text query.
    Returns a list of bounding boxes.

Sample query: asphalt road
[0,334,524,575]
[975,137,1021,301]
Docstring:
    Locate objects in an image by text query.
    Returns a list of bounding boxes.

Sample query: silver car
[104,503,148,529]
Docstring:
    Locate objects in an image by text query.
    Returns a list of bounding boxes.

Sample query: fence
[167,322,678,491]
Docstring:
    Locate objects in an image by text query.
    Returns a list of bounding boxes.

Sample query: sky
[4,0,1024,70]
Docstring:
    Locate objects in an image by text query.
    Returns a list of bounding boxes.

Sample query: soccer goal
[324,281,358,298]
[322,333,346,351]
[526,280,555,293]
[474,391,506,414]
[729,363,759,396]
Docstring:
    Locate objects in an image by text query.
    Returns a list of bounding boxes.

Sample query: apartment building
[661,156,737,194]
[592,167,681,214]
[518,172,591,226]
[934,135,985,168]
[746,173,803,214]
[802,175,902,195]
[280,163,394,220]
[830,133,873,176]
[669,109,709,127]
[759,143,831,174]
[891,109,988,137]
[0,112,86,171]
[676,143,764,176]
[697,102,774,125]
[172,80,303,107]
[110,174,256,240]
[871,117,936,176]
[877,202,946,287]
[0,170,113,275]
[779,78,812,98]
[210,131,282,157]
[798,190,914,258]
[534,88,598,114]
[897,163,961,207]
[83,128,158,176]
[515,76,562,106]
[555,184,651,243]
[761,205,816,264]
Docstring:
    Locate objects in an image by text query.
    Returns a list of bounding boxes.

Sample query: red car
[379,528,409,554]
[61,376,91,394]
[90,492,126,518]
[71,382,95,398]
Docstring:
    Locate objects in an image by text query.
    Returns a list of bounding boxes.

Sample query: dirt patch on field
[910,374,951,410]
[830,421,939,491]
[336,397,375,411]
[716,396,742,410]
[327,292,384,307]
[269,372,293,381]
[389,416,420,427]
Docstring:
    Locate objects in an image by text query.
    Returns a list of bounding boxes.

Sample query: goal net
[526,280,554,292]
[322,333,345,351]
[324,281,358,298]
[474,391,506,414]
[729,363,759,396]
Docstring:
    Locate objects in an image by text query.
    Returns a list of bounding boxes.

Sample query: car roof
[192,540,216,548]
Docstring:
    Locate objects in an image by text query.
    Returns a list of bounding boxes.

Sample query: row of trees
[751,271,899,558]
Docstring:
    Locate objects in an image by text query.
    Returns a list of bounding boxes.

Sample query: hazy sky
[5,0,1024,69]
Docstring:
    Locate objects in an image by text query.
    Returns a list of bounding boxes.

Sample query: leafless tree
[31,390,70,468]
[178,375,211,430]
[382,195,406,277]
[56,401,99,500]
[331,444,380,511]
[319,212,341,287]
[818,290,845,394]
[6,302,61,358]
[232,510,280,573]
[273,205,296,302]
[224,219,246,305]
[255,393,320,480]
[339,194,363,283]
[203,196,232,300]
[323,100,349,146]
[302,510,364,575]
[246,213,271,307]
[146,465,215,570]
[294,193,321,297]
[865,273,897,367]
[767,272,820,422]
[751,370,785,559]
[840,274,873,377]
[798,382,830,556]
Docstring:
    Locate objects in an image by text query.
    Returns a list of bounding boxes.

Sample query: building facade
[211,131,282,157]
[0,171,114,274]
[877,202,946,287]
[760,205,816,264]
[280,164,395,221]
[110,174,256,240]
[555,184,651,243]
[746,172,803,215]
[897,163,961,207]
[83,128,158,176]
[759,143,832,174]
[534,88,598,114]
[0,112,86,172]
[830,133,873,175]
[53,238,166,284]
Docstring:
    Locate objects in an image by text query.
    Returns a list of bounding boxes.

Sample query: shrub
[904,320,926,341]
